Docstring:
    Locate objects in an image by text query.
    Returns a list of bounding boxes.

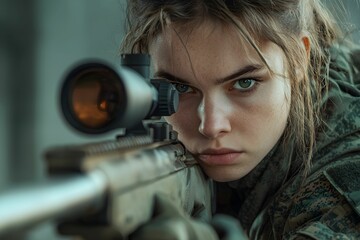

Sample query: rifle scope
[61,54,179,134]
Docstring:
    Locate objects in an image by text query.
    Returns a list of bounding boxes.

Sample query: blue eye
[173,83,192,93]
[233,79,256,91]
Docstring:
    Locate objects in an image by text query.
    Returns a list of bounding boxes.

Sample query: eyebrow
[154,64,265,85]
[154,71,190,84]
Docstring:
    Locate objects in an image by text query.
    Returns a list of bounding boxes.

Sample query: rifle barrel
[0,170,107,235]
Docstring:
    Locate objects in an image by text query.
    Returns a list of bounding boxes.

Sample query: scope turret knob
[150,80,179,116]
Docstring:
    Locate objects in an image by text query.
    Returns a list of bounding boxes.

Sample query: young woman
[121,0,360,239]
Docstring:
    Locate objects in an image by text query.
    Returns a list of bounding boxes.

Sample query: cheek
[259,96,289,131]
[265,94,289,137]
[238,82,290,144]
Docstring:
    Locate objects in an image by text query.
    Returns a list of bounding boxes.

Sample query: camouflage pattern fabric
[216,45,360,239]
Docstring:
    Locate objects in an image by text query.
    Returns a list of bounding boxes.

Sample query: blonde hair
[121,0,342,178]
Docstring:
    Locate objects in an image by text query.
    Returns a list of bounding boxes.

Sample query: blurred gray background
[1,0,126,239]
[0,0,359,239]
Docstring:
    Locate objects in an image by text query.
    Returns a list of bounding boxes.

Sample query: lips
[197,148,243,166]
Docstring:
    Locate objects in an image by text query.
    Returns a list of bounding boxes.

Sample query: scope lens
[69,68,125,129]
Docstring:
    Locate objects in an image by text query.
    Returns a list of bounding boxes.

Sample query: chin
[203,168,247,182]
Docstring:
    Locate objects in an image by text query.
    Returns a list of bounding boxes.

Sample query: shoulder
[285,159,360,239]
[323,159,360,218]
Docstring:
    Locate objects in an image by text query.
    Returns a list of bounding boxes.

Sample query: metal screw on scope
[151,80,179,116]
[148,122,178,142]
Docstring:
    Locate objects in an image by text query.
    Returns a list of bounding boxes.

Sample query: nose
[198,96,231,139]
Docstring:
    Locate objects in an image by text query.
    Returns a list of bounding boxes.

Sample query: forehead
[148,19,279,81]
[149,20,286,83]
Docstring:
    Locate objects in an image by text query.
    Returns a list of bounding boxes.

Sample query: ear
[301,35,311,59]
[295,34,311,80]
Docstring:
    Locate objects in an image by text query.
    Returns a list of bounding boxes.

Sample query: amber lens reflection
[71,72,121,128]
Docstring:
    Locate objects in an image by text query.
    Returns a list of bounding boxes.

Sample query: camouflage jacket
[216,45,360,239]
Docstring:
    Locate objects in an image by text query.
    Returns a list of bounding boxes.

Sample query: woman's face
[149,21,291,182]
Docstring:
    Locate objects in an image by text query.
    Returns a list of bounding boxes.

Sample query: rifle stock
[0,135,213,239]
